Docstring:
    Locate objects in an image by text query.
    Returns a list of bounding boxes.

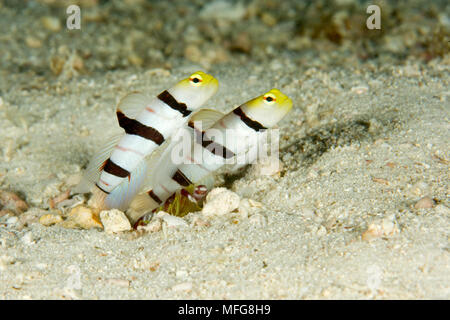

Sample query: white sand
[0,60,448,299]
[0,0,449,300]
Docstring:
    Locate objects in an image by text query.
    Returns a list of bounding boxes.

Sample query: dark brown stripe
[95,183,110,194]
[233,106,267,132]
[192,128,235,159]
[116,111,164,145]
[204,140,235,159]
[157,90,192,117]
[147,190,162,204]
[103,159,130,178]
[172,169,192,187]
[189,120,235,159]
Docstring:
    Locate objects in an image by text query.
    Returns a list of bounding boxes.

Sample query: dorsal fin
[104,158,149,211]
[116,91,152,119]
[102,137,171,210]
[73,133,123,194]
[140,134,181,193]
[188,108,224,130]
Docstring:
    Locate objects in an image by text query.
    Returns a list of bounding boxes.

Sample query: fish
[74,71,219,209]
[126,88,293,213]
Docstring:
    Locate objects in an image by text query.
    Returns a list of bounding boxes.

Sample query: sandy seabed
[0,0,449,299]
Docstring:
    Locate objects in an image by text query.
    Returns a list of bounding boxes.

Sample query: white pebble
[199,1,246,21]
[0,255,15,271]
[100,209,131,233]
[362,216,399,241]
[351,85,369,94]
[414,197,434,209]
[35,263,47,270]
[41,16,61,32]
[202,188,240,217]
[250,156,283,176]
[316,225,327,236]
[157,211,188,228]
[6,216,18,226]
[176,269,189,279]
[105,278,130,287]
[137,218,162,233]
[21,232,35,245]
[300,208,316,218]
[172,282,192,292]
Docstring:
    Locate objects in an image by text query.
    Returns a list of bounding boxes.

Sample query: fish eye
[263,93,276,104]
[189,73,203,86]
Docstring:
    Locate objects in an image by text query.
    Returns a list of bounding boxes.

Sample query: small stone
[157,211,188,228]
[237,200,250,218]
[137,217,162,233]
[172,282,192,292]
[261,13,277,27]
[39,214,63,226]
[176,269,188,279]
[190,214,211,227]
[372,177,389,185]
[41,16,61,32]
[362,224,383,241]
[300,208,316,218]
[105,278,130,287]
[316,225,327,236]
[6,216,18,226]
[202,188,240,217]
[149,261,160,272]
[250,156,283,176]
[0,190,29,214]
[351,85,369,94]
[35,263,47,270]
[199,1,246,21]
[362,217,399,241]
[100,209,131,233]
[21,232,34,245]
[128,53,143,66]
[25,36,42,48]
[67,206,103,230]
[145,68,171,77]
[385,162,396,168]
[0,255,15,271]
[414,197,434,209]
